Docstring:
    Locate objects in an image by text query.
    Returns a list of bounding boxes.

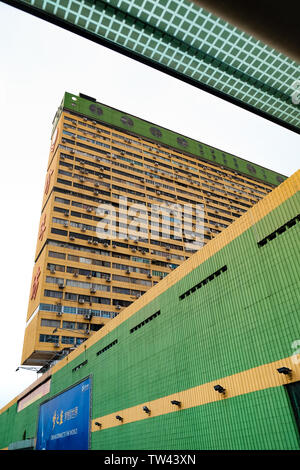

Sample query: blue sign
[36,377,91,450]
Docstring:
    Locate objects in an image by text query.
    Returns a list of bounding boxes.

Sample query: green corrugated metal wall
[0,191,299,450]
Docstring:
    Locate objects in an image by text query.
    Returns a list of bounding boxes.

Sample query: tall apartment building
[21,92,286,368]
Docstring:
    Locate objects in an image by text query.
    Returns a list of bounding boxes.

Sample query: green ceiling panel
[5,0,300,133]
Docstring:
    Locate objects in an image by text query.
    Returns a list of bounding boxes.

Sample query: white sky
[0,2,299,410]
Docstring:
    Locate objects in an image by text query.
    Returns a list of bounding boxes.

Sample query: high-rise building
[21,91,285,368]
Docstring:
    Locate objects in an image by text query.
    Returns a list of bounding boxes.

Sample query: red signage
[31,266,41,301]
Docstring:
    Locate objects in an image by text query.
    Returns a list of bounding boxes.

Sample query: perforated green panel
[5,0,300,133]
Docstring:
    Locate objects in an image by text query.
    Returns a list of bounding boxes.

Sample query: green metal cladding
[60,91,287,187]
[0,179,299,450]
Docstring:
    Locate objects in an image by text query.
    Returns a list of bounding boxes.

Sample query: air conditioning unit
[87,274,92,279]
[81,226,86,232]
[116,305,121,310]
[50,266,56,274]
[56,303,62,316]
[54,343,60,348]
[147,274,152,279]
[90,287,96,294]
[78,299,85,304]
[126,269,130,274]
[69,236,75,241]
[94,182,100,187]
[64,222,68,227]
[106,278,111,283]
[88,239,93,244]
[58,281,65,289]
[93,240,98,246]
[87,207,93,212]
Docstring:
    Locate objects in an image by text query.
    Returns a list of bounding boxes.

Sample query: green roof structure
[59,91,287,186]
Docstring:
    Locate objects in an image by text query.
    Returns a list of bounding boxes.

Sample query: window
[130,310,161,333]
[41,319,60,328]
[72,360,88,373]
[112,274,152,286]
[96,339,118,356]
[258,215,300,247]
[131,256,150,264]
[54,196,70,205]
[44,290,63,299]
[51,228,68,236]
[39,334,59,343]
[179,265,227,300]
[62,321,76,329]
[47,263,65,272]
[61,336,75,344]
[49,251,66,260]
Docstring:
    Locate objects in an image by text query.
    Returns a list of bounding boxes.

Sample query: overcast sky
[0,2,299,410]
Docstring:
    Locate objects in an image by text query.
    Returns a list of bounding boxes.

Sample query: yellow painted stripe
[91,354,300,432]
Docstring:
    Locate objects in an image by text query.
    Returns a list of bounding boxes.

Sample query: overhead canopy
[4,0,300,134]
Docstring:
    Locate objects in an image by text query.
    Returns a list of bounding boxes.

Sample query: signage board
[36,377,91,450]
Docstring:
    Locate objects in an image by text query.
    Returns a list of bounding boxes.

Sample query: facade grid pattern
[15,0,300,130]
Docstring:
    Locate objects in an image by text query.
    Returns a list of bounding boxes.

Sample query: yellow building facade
[21,92,284,367]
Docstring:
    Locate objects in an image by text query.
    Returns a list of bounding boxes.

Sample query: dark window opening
[258,214,300,247]
[96,339,118,356]
[179,265,227,300]
[130,310,161,334]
